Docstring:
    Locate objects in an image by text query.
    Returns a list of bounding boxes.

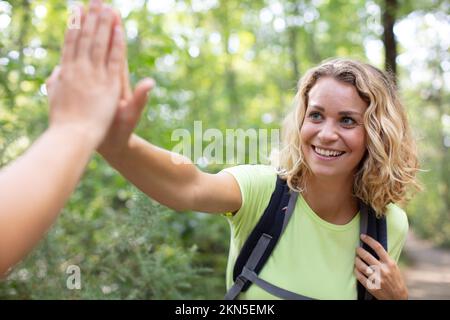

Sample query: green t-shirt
[221,164,409,300]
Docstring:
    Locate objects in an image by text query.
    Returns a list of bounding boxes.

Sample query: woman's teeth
[314,146,345,157]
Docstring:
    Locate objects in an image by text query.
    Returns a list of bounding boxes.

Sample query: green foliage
[405,86,450,247]
[0,0,449,298]
[0,189,216,299]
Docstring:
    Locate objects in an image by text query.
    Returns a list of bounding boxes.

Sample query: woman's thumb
[46,65,61,92]
[132,78,155,115]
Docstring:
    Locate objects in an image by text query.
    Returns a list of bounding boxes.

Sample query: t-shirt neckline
[297,194,360,231]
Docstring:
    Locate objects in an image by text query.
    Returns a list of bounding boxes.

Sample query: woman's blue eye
[341,117,356,126]
[307,112,358,127]
[308,112,323,121]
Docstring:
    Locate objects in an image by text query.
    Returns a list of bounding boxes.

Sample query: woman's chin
[308,166,349,180]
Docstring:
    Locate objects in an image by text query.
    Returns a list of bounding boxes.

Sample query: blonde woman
[99,57,420,299]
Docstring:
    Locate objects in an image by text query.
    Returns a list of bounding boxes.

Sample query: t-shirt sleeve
[386,204,409,263]
[220,165,277,241]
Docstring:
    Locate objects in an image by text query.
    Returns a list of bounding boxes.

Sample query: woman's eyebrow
[339,111,362,117]
[309,105,362,117]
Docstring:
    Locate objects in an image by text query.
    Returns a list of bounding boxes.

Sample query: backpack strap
[225,190,311,300]
[225,176,296,300]
[231,176,289,286]
[357,200,388,300]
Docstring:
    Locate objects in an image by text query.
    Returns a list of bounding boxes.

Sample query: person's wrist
[49,122,103,150]
[97,134,135,161]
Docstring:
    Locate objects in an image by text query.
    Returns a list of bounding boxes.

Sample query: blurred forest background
[0,0,449,299]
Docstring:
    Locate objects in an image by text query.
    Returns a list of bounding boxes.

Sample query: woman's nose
[317,121,339,142]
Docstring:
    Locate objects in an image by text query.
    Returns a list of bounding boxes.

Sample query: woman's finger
[46,65,61,84]
[130,78,155,117]
[45,66,61,95]
[61,5,83,66]
[109,8,132,100]
[121,59,133,101]
[356,246,381,267]
[355,256,375,278]
[354,267,369,289]
[91,6,115,66]
[360,234,390,262]
[107,25,124,75]
[77,0,102,60]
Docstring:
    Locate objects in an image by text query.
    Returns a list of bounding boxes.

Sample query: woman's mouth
[312,145,346,159]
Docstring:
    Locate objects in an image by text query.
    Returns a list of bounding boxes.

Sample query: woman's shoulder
[221,164,278,226]
[385,203,409,233]
[385,203,409,259]
[221,164,278,189]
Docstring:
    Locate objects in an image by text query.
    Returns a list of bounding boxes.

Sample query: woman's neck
[301,175,358,225]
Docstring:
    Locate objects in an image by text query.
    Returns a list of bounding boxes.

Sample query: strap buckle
[235,274,248,287]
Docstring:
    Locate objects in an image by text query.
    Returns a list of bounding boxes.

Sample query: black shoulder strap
[357,201,388,300]
[232,175,290,292]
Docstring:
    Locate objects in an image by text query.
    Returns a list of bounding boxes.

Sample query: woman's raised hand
[97,11,155,158]
[46,0,125,148]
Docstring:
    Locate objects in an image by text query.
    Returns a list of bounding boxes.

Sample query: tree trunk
[382,0,398,80]
[219,2,240,127]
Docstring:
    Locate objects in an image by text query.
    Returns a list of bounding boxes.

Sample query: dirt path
[402,231,450,299]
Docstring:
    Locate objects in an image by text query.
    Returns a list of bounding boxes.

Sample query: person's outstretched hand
[97,13,155,158]
[46,0,125,149]
[0,0,127,277]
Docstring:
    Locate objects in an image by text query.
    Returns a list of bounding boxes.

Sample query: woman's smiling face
[300,76,368,180]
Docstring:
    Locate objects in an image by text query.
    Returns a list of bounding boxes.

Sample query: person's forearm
[100,134,200,212]
[0,125,97,276]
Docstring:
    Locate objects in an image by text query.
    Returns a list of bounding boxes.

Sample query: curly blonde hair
[278,58,421,216]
